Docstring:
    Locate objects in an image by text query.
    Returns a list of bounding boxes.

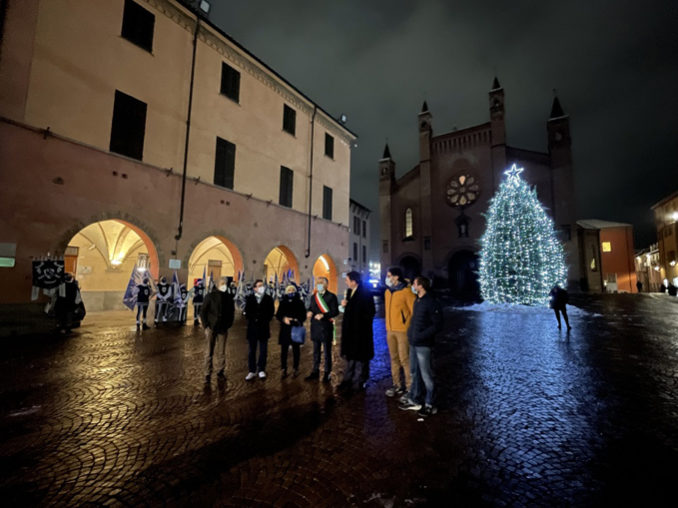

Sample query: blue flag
[122,264,141,310]
[171,271,181,305]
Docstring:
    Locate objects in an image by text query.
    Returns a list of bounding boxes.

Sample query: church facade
[379,78,579,297]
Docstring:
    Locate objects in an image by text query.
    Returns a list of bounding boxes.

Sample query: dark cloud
[210,0,678,253]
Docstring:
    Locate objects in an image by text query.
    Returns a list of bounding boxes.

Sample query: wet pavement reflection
[0,293,676,506]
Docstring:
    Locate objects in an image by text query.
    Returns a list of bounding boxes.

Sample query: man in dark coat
[276,285,307,378]
[200,277,235,384]
[55,273,83,333]
[399,276,442,417]
[305,276,339,383]
[339,271,376,391]
[243,279,275,380]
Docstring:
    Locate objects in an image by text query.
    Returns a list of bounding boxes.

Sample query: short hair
[414,276,431,292]
[254,279,264,287]
[346,271,361,284]
[387,266,403,281]
[317,276,329,285]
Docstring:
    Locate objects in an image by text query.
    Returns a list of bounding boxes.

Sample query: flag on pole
[122,263,141,310]
[171,271,181,306]
[207,271,215,292]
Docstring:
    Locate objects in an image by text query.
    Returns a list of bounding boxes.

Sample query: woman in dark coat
[276,285,307,377]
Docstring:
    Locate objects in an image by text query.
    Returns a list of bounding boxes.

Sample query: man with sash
[305,277,339,383]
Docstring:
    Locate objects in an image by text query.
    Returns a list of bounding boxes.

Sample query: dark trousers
[312,338,332,374]
[248,336,268,373]
[554,307,570,328]
[136,303,148,323]
[343,358,370,387]
[193,303,202,322]
[281,343,301,370]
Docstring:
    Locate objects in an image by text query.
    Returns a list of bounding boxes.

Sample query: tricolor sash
[314,291,330,313]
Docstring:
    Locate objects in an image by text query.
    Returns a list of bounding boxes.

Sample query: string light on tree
[479,164,567,305]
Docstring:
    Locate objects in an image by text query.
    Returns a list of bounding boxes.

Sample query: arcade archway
[448,249,480,300]
[187,236,243,287]
[313,254,338,294]
[263,245,300,285]
[66,219,159,311]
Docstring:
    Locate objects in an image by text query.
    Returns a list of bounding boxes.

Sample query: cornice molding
[142,0,353,144]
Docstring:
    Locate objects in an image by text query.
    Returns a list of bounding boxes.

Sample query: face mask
[219,284,227,292]
[316,284,325,293]
[256,286,266,295]
[411,286,418,294]
[286,293,295,299]
[385,277,393,288]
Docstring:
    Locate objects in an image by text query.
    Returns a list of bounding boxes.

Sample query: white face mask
[256,286,266,295]
[219,284,227,292]
[317,284,325,293]
[385,277,393,288]
[411,285,418,294]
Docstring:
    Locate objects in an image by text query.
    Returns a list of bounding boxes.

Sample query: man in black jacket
[243,279,275,380]
[200,277,235,384]
[399,276,442,417]
[339,271,376,391]
[305,277,339,383]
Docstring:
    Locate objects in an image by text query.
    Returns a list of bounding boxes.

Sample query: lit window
[602,242,611,252]
[405,208,413,238]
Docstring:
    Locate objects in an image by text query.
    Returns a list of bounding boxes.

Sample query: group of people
[199,268,444,418]
[134,276,236,330]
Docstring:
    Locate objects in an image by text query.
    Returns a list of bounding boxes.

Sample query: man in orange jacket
[383,266,416,398]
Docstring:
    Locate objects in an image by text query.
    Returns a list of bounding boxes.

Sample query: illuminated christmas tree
[479,164,567,305]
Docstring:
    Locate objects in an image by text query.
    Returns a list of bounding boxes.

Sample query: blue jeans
[409,345,434,406]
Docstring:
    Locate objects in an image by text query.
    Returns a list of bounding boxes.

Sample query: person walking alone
[383,267,415,398]
[200,277,235,384]
[243,280,275,380]
[276,285,307,378]
[549,284,571,330]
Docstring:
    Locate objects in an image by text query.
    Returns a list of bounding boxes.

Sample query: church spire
[382,143,391,159]
[550,96,565,118]
[421,100,429,113]
[491,76,501,90]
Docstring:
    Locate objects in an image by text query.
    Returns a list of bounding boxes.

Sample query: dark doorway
[399,256,421,283]
[448,250,480,300]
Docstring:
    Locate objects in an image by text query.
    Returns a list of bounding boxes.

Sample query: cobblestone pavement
[1,294,677,506]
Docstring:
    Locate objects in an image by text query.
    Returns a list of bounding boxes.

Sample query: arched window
[405,208,413,238]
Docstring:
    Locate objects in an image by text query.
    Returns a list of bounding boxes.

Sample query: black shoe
[417,405,438,417]
[322,373,331,384]
[136,323,141,330]
[305,372,319,381]
[194,320,199,326]
[142,323,150,330]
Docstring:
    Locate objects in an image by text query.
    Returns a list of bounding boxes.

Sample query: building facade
[635,243,662,293]
[379,78,578,296]
[0,0,355,311]
[651,190,678,290]
[576,220,637,293]
[349,199,371,277]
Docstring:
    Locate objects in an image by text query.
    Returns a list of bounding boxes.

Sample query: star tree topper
[504,163,524,185]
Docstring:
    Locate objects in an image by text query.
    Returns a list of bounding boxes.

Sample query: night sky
[210,0,678,255]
